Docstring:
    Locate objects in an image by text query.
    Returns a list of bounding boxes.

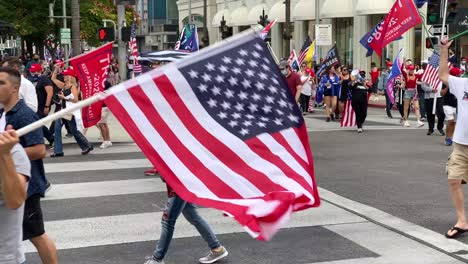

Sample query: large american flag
[104,31,320,241]
[298,36,312,65]
[129,20,142,74]
[421,52,450,89]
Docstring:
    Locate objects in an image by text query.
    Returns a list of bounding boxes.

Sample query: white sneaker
[417,121,425,127]
[199,246,228,263]
[357,128,363,133]
[143,258,164,264]
[404,121,410,127]
[99,141,113,149]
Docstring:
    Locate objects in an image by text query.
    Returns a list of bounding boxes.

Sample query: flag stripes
[341,99,356,127]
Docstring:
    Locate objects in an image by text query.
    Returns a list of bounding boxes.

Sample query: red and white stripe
[340,99,356,127]
[104,66,320,241]
[421,63,451,90]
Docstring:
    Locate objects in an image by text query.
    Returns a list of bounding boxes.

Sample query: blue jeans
[54,117,91,154]
[153,194,221,261]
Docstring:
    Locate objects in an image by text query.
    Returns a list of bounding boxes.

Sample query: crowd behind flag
[102,30,320,241]
[69,42,113,128]
[130,19,142,74]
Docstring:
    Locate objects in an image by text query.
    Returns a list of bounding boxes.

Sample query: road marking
[319,187,468,260]
[24,201,365,252]
[44,159,152,173]
[42,179,167,201]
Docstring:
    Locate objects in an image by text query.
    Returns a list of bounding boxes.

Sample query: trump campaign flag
[69,42,112,128]
[103,30,320,241]
[368,0,422,56]
[176,24,199,52]
[386,49,403,105]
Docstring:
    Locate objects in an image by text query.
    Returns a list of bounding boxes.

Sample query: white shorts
[443,105,457,121]
[98,107,110,124]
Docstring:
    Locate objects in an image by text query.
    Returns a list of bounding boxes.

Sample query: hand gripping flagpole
[432,0,449,115]
[16,93,107,137]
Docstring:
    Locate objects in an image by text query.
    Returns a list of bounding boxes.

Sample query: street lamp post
[258,8,269,27]
[202,0,209,47]
[220,15,227,40]
[283,0,292,54]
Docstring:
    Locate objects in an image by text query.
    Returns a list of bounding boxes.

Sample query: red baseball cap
[449,67,462,77]
[29,64,42,73]
[62,68,75,77]
[386,61,393,67]
[54,60,65,68]
[407,64,415,71]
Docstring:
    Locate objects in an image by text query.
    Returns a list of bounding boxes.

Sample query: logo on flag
[176,24,199,52]
[103,32,320,241]
[70,42,113,128]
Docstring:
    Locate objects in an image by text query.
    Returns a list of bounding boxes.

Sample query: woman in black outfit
[350,71,370,133]
[338,67,352,119]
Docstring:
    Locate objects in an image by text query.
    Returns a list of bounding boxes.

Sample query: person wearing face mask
[278,59,302,104]
[299,68,314,114]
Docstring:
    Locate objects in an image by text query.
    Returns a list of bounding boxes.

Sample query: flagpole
[16,93,107,137]
[433,0,449,115]
[267,42,279,64]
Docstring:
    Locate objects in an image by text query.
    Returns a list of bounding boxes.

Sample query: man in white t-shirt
[0,126,31,264]
[439,37,468,239]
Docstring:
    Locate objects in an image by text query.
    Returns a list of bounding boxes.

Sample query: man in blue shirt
[0,66,58,263]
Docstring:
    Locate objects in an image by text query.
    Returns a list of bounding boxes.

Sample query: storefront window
[333,18,353,67]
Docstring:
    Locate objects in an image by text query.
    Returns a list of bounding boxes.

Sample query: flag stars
[262,105,272,113]
[248,60,258,67]
[248,103,258,113]
[272,79,279,85]
[255,82,266,90]
[241,79,251,88]
[257,122,266,128]
[212,86,221,95]
[239,91,248,100]
[205,63,216,71]
[235,58,245,66]
[251,51,261,58]
[232,112,241,119]
[260,116,270,122]
[245,69,255,77]
[240,128,249,136]
[225,89,235,98]
[234,102,244,111]
[269,86,278,94]
[188,70,199,79]
[243,120,252,127]
[221,101,231,110]
[266,95,274,104]
[276,109,284,115]
[273,118,283,125]
[238,49,248,56]
[228,76,238,86]
[198,84,208,92]
[261,64,271,71]
[207,98,217,108]
[251,93,261,101]
[219,65,229,73]
[201,73,212,82]
[218,112,228,119]
[232,67,242,75]
[228,120,238,127]
[278,99,288,108]
[288,114,300,123]
[246,114,255,119]
[215,75,224,83]
[254,43,262,50]
[222,56,233,64]
[258,72,268,80]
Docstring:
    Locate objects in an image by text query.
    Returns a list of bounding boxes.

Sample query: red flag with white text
[368,0,422,56]
[69,42,113,128]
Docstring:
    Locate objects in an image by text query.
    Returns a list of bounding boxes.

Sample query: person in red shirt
[279,60,302,103]
[370,62,379,94]
[401,64,425,127]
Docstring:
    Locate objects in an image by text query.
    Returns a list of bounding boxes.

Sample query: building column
[294,21,305,52]
[352,15,370,71]
[271,25,283,59]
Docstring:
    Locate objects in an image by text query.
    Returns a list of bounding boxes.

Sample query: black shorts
[23,194,45,240]
[323,89,332,97]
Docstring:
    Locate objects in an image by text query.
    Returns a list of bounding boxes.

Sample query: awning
[247,3,268,25]
[228,6,250,26]
[293,0,315,21]
[355,0,394,15]
[268,1,285,23]
[212,9,231,27]
[320,0,354,18]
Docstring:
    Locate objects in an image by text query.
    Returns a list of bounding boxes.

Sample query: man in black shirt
[29,64,54,146]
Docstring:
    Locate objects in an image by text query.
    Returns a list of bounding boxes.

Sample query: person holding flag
[400,64,425,127]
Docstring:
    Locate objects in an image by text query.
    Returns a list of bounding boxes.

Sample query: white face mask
[281,69,288,76]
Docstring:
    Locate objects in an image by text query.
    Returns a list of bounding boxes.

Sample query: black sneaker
[438,129,446,136]
[330,114,335,121]
[426,130,433,136]
[65,133,73,138]
[81,145,94,155]
[326,117,331,122]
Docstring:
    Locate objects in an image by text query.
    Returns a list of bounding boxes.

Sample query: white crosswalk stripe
[25,144,466,264]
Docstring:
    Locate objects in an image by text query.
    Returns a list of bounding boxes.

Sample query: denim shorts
[403,89,416,100]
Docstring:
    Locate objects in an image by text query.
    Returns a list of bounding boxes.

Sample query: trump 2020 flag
[70,42,112,128]
[368,0,422,56]
[103,30,320,241]
[386,49,403,105]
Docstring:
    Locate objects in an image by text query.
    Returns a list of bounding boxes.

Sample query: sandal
[445,226,468,239]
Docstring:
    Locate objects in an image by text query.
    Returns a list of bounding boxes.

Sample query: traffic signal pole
[117,4,127,81]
